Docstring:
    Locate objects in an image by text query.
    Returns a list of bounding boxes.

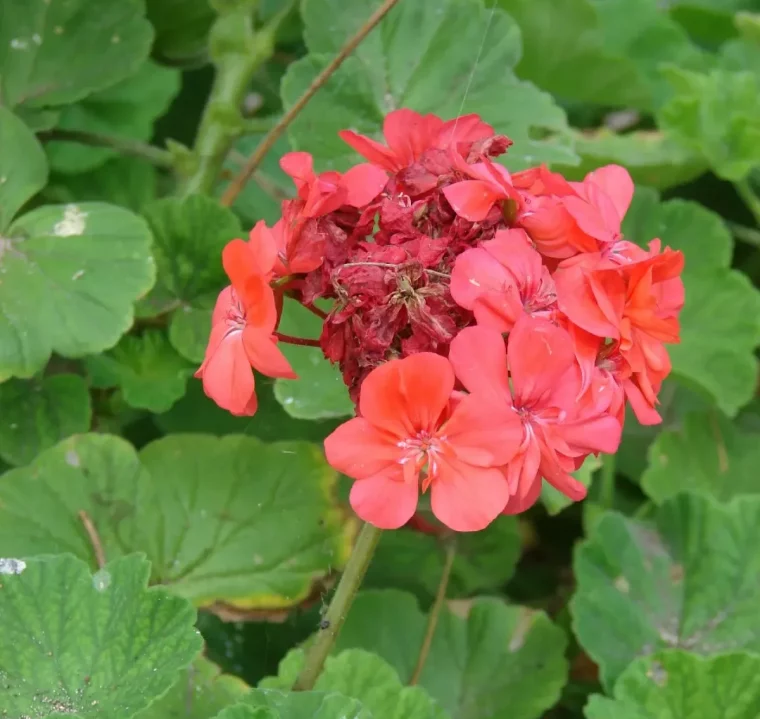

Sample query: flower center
[397,430,446,490]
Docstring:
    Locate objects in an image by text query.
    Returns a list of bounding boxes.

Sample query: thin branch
[409,538,456,686]
[79,510,105,569]
[734,179,760,226]
[220,0,402,207]
[275,332,321,347]
[727,221,760,248]
[39,129,174,169]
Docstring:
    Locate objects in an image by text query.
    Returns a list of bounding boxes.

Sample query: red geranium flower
[442,159,522,222]
[448,318,622,514]
[450,228,557,332]
[195,238,296,416]
[339,108,494,173]
[323,353,522,531]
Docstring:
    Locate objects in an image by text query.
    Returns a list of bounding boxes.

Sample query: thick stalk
[178,0,292,196]
[409,538,456,685]
[292,522,383,691]
[220,0,402,207]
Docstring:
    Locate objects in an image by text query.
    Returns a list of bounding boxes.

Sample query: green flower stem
[220,0,402,207]
[178,0,294,197]
[409,537,456,686]
[39,129,174,168]
[292,522,383,691]
[734,179,760,227]
[599,452,617,509]
[728,221,760,248]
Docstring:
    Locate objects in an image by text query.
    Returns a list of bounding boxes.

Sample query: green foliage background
[1,0,760,717]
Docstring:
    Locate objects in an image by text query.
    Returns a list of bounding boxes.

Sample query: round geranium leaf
[0,202,155,381]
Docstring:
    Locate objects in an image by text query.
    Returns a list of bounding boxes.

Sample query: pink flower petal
[443,180,503,221]
[242,327,296,379]
[430,457,509,531]
[508,316,575,408]
[324,417,402,480]
[443,392,522,467]
[448,326,510,399]
[349,469,419,529]
[359,353,455,437]
[342,163,388,207]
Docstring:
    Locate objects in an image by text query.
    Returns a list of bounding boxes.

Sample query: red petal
[324,417,401,480]
[359,353,455,437]
[342,163,388,207]
[443,392,522,467]
[508,316,575,407]
[242,327,296,379]
[430,457,509,532]
[448,326,510,399]
[443,180,503,221]
[280,151,315,198]
[338,129,399,172]
[239,275,278,331]
[555,266,623,339]
[211,286,235,327]
[199,333,257,416]
[349,470,419,529]
[585,165,634,221]
[501,473,542,515]
[247,220,278,275]
[222,238,257,291]
[450,247,509,310]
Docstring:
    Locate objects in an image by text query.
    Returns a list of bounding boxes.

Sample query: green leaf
[0,107,48,231]
[219,127,293,228]
[0,202,156,382]
[169,305,214,363]
[136,656,250,719]
[0,433,354,610]
[275,299,353,420]
[641,411,760,503]
[505,0,708,111]
[85,329,195,413]
[0,374,91,467]
[140,195,242,317]
[0,553,202,718]
[262,650,446,719]
[622,191,760,416]
[365,517,521,601]
[658,67,760,181]
[542,455,600,516]
[0,0,153,115]
[571,493,760,689]
[553,129,706,191]
[44,157,158,213]
[585,651,760,719]
[155,378,342,443]
[503,0,647,108]
[615,379,714,482]
[281,0,577,173]
[320,589,568,719]
[667,1,751,45]
[219,691,368,719]
[589,0,711,107]
[46,60,181,174]
[146,0,216,65]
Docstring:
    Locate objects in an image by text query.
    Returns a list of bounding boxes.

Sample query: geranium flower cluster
[197,109,685,533]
